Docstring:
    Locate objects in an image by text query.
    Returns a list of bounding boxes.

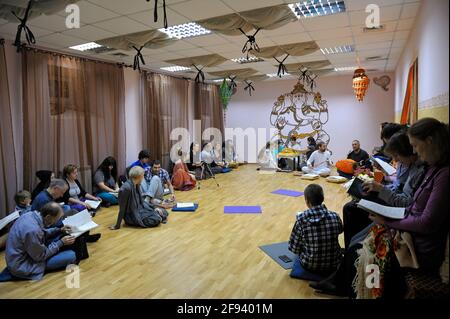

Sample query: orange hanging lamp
[352,68,370,102]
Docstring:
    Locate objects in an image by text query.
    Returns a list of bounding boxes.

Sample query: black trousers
[343,201,373,249]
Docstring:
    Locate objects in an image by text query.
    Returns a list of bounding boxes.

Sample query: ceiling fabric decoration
[0,0,80,22]
[12,0,35,51]
[166,54,228,68]
[208,68,258,80]
[252,41,319,59]
[97,30,176,51]
[283,60,332,73]
[197,4,296,36]
[245,74,269,82]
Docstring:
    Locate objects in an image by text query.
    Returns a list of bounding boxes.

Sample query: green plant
[219,79,233,110]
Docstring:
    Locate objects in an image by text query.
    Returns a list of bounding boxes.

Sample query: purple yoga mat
[224,206,262,214]
[271,189,304,197]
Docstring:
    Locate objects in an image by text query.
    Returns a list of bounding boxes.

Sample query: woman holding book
[311,118,449,298]
[62,164,102,212]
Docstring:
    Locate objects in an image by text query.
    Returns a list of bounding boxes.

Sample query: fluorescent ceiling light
[267,73,291,78]
[231,56,264,64]
[334,66,357,72]
[158,22,211,39]
[69,42,102,51]
[160,65,191,72]
[320,45,354,55]
[289,0,346,19]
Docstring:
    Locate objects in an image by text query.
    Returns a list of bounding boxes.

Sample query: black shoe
[309,280,346,297]
[86,233,101,243]
[101,201,111,208]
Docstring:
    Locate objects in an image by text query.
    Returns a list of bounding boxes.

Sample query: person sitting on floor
[129,150,151,178]
[31,170,54,201]
[301,141,332,176]
[93,157,120,206]
[110,166,168,230]
[306,136,317,160]
[223,139,239,168]
[288,184,343,276]
[342,131,428,248]
[171,148,196,191]
[311,118,449,298]
[257,141,279,170]
[0,190,33,251]
[31,179,71,214]
[347,140,370,166]
[141,160,176,209]
[188,142,210,180]
[63,164,102,212]
[4,202,77,280]
[201,142,224,174]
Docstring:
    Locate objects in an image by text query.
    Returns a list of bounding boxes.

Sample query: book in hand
[357,199,405,220]
[0,211,20,231]
[84,200,101,210]
[62,210,98,238]
[347,177,386,205]
[372,157,396,176]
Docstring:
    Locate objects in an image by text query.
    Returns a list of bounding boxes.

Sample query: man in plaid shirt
[289,184,343,274]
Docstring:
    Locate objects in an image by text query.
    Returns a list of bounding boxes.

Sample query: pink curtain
[22,49,126,191]
[0,42,18,217]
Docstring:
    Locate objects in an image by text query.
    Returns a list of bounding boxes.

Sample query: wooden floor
[0,164,351,299]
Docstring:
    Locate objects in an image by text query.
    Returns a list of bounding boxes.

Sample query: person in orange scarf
[171,148,196,191]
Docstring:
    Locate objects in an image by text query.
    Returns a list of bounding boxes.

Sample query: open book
[347,177,387,204]
[372,157,396,176]
[62,210,98,238]
[84,200,101,210]
[176,203,195,208]
[357,199,405,220]
[0,211,20,231]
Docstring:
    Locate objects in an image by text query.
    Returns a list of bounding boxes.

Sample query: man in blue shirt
[129,149,151,179]
[5,202,77,280]
[31,179,69,212]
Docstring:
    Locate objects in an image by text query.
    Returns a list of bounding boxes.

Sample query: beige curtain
[140,72,190,169]
[22,49,126,191]
[194,83,224,142]
[0,42,18,217]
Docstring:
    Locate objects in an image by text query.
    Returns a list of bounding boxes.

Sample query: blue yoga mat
[271,189,304,197]
[259,242,297,269]
[224,206,262,214]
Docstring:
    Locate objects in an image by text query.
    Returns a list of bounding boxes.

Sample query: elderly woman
[311,118,449,298]
[110,166,168,230]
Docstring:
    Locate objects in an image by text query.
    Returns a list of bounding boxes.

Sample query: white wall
[395,0,449,113]
[226,72,395,162]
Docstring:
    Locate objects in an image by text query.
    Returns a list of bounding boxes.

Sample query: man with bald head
[347,140,369,165]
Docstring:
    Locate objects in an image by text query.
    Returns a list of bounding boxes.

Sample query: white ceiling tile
[394,30,411,41]
[39,33,87,48]
[354,32,395,44]
[391,38,407,48]
[396,18,415,31]
[302,12,350,31]
[127,8,190,29]
[355,41,392,51]
[351,21,397,37]
[64,1,120,24]
[308,27,352,40]
[359,48,390,58]
[261,21,304,37]
[61,25,116,41]
[94,17,149,36]
[349,5,403,27]
[28,14,75,32]
[184,34,229,47]
[220,0,284,12]
[87,0,157,15]
[345,0,404,12]
[170,0,234,21]
[270,33,312,45]
[204,43,242,54]
[400,2,421,19]
[316,37,354,48]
